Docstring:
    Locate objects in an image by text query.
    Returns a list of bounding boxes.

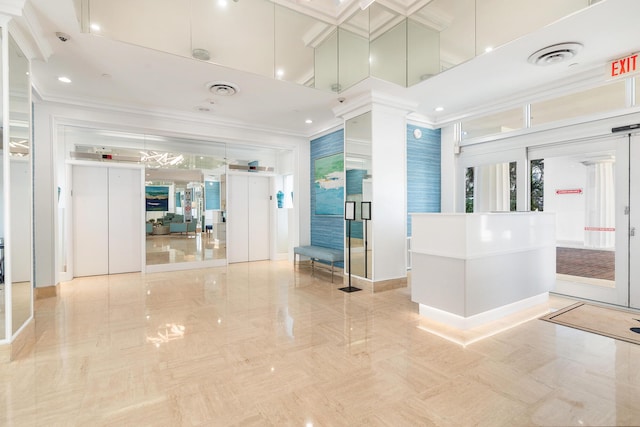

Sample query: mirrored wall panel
[345,111,372,279]
[8,33,33,336]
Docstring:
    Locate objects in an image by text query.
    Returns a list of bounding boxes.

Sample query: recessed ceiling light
[435,106,444,112]
[485,46,493,53]
[305,119,313,124]
[90,23,101,31]
[276,69,284,79]
[218,0,228,7]
[58,76,71,83]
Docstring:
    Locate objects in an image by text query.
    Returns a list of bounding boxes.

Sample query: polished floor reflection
[0,281,31,339]
[2,261,640,425]
[146,232,226,265]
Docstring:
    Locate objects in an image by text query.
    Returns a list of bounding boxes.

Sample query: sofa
[161,213,184,224]
[169,221,197,235]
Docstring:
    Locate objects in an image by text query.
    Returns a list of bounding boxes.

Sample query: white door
[108,168,142,274]
[73,165,142,277]
[73,166,109,276]
[227,174,270,263]
[248,175,270,261]
[227,175,249,263]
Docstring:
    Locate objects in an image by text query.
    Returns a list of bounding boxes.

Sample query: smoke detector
[192,48,210,61]
[206,81,239,96]
[528,42,583,66]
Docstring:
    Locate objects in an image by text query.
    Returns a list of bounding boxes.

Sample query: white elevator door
[227,174,270,263]
[73,165,142,277]
[248,175,270,261]
[73,166,109,276]
[108,168,142,274]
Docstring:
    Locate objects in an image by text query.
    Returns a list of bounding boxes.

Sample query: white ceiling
[22,0,640,137]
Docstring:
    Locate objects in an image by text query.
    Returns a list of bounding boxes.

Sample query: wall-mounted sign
[556,188,583,195]
[609,53,638,78]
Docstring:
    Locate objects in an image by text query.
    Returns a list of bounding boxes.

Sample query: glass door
[629,134,640,309]
[528,136,630,307]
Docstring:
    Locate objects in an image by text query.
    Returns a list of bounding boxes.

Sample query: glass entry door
[529,135,631,307]
[629,134,640,309]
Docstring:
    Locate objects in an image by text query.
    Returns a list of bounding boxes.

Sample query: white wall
[33,101,309,287]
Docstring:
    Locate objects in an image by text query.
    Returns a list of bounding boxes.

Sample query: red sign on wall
[556,189,583,195]
[610,53,639,78]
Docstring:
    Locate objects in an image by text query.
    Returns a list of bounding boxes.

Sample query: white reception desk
[410,212,556,329]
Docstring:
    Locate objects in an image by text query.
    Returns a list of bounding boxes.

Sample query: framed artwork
[145,185,169,211]
[314,153,344,216]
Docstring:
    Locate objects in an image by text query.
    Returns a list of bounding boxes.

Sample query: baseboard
[36,284,59,299]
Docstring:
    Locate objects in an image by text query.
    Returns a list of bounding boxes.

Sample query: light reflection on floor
[145,232,226,266]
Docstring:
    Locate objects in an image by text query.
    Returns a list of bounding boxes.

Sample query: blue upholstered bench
[294,245,344,282]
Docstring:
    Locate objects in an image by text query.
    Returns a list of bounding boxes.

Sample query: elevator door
[227,174,270,263]
[73,165,142,277]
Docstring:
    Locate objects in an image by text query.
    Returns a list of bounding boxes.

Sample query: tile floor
[2,260,640,426]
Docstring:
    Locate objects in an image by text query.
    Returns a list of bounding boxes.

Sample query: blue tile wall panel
[310,129,344,266]
[407,125,441,236]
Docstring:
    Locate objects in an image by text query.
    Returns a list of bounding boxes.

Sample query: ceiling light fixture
[58,76,71,83]
[485,46,493,53]
[528,42,583,66]
[435,106,444,112]
[90,23,101,31]
[206,81,239,96]
[305,119,313,124]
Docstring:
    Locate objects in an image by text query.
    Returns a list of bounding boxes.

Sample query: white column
[371,103,407,282]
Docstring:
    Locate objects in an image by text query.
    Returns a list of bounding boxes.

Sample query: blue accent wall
[311,129,344,265]
[407,125,441,236]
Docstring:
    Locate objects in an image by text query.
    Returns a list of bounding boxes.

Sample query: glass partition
[86,0,593,92]
[0,27,4,342]
[531,80,627,127]
[465,162,516,212]
[461,107,523,140]
[345,111,372,279]
[8,33,33,336]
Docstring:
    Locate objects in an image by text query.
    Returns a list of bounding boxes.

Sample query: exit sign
[610,53,638,78]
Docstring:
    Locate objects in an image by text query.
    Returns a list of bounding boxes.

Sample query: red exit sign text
[610,53,638,78]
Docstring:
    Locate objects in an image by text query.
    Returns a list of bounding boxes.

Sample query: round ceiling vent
[206,81,239,96]
[527,42,583,66]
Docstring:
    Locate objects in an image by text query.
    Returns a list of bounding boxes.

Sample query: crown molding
[0,0,25,17]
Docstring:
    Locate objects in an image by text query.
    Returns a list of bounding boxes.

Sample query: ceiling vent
[206,81,239,96]
[527,42,583,66]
